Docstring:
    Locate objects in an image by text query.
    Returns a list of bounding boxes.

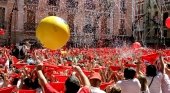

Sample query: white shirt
[116,78,141,93]
[161,74,170,93]
[146,73,163,93]
[90,87,106,93]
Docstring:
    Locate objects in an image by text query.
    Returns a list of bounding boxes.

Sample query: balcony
[25,4,38,10]
[66,1,78,9]
[47,5,59,12]
[84,3,96,10]
[119,29,126,35]
[24,22,37,31]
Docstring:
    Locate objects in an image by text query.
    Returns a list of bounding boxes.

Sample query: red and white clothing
[116,78,141,93]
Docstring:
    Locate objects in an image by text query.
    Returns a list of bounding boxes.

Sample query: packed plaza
[0,0,170,93]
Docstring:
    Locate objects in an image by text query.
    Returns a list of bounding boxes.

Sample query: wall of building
[0,0,134,47]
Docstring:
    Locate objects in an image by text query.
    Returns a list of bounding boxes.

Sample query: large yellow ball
[36,16,70,50]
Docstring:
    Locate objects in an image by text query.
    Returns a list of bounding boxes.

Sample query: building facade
[135,0,170,47]
[0,0,133,47]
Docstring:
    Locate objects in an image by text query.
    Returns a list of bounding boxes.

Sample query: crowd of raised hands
[0,46,169,93]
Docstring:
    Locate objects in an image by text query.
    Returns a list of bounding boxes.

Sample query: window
[120,0,125,8]
[141,4,144,14]
[154,28,160,36]
[24,10,36,30]
[83,24,93,33]
[119,29,126,35]
[66,0,78,8]
[163,12,169,26]
[164,30,167,37]
[27,10,35,23]
[67,14,74,32]
[48,0,60,6]
[138,5,140,14]
[120,0,126,13]
[0,7,5,28]
[84,0,95,10]
[99,0,111,11]
[101,16,107,33]
[120,19,125,28]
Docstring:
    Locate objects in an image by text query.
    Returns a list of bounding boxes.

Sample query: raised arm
[160,55,165,74]
[36,64,48,85]
[73,66,91,87]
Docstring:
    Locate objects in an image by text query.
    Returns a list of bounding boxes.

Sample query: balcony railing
[47,5,59,12]
[66,1,78,8]
[84,3,96,10]
[25,4,38,10]
[24,22,37,31]
[24,0,39,4]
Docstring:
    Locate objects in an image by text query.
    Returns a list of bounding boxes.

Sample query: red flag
[141,53,159,64]
[53,75,68,82]
[0,86,15,93]
[93,68,100,72]
[110,66,121,71]
[12,56,19,64]
[50,82,65,92]
[100,82,112,90]
[13,63,27,69]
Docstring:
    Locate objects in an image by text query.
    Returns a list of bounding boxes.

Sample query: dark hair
[146,65,157,77]
[109,86,121,93]
[124,68,136,79]
[32,78,40,89]
[24,78,32,88]
[167,64,170,69]
[12,78,19,85]
[65,75,80,93]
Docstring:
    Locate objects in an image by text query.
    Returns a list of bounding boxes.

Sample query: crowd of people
[0,41,169,93]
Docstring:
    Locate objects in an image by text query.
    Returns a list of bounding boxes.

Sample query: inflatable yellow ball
[36,16,70,50]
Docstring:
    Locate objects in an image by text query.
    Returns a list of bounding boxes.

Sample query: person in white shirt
[161,63,170,93]
[115,68,141,93]
[145,56,165,93]
[89,72,106,93]
[161,74,170,93]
